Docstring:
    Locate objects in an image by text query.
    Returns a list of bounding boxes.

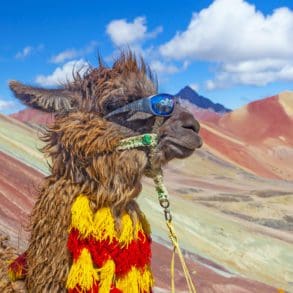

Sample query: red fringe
[8,252,27,280]
[112,231,151,276]
[67,229,151,277]
[68,283,122,293]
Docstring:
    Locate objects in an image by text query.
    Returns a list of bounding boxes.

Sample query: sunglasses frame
[104,93,176,119]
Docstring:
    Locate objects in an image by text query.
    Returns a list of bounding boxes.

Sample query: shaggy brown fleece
[4,51,202,292]
[2,54,157,292]
[3,52,159,292]
[25,115,149,291]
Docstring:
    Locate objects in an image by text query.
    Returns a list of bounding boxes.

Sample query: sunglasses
[105,93,177,119]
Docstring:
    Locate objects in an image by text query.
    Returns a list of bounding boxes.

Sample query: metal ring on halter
[159,198,170,208]
[164,209,172,222]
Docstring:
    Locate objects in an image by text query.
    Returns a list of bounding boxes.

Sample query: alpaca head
[9,51,202,211]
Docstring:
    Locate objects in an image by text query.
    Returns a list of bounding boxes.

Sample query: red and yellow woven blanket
[66,194,153,293]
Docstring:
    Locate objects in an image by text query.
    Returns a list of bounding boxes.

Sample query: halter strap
[117,134,197,293]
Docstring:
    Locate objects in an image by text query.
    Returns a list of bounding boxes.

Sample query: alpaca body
[5,52,202,292]
[24,183,152,292]
[23,112,151,292]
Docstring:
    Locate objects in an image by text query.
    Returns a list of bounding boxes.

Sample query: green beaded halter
[118,133,172,221]
[117,134,158,150]
[117,133,196,293]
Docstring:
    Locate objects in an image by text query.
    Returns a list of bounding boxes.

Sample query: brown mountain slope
[0,150,277,292]
[10,108,53,129]
[0,151,42,250]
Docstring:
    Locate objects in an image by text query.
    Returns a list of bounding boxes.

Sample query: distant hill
[200,91,293,180]
[176,86,231,113]
[10,108,53,128]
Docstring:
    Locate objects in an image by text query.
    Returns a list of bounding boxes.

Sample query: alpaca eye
[105,101,116,112]
[105,100,122,113]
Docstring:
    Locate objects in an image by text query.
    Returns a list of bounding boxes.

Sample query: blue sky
[0,0,292,114]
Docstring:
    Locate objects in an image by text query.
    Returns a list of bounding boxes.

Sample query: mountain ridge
[176,86,231,113]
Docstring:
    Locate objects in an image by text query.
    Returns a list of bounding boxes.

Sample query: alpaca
[6,52,202,292]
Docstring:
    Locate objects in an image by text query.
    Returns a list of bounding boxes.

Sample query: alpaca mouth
[166,136,198,151]
[159,135,199,160]
[168,143,194,159]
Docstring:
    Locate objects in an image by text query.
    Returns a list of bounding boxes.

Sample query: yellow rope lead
[153,171,196,293]
[167,221,196,293]
[170,247,175,293]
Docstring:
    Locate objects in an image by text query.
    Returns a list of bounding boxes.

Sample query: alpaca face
[106,101,202,168]
[152,103,202,164]
[9,52,202,192]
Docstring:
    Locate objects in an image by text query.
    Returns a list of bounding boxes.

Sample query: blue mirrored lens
[150,94,175,116]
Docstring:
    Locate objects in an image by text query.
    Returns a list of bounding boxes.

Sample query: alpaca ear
[9,80,79,113]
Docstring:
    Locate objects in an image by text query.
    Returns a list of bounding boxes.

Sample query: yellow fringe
[70,194,94,238]
[7,266,23,281]
[68,195,154,292]
[66,248,99,291]
[70,195,147,244]
[97,259,115,293]
[93,207,116,242]
[116,266,154,293]
[119,213,136,246]
[8,270,16,282]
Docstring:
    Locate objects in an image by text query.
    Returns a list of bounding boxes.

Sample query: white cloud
[51,49,77,64]
[50,41,97,64]
[206,59,293,89]
[106,16,162,46]
[15,46,33,59]
[206,80,217,91]
[15,45,44,59]
[0,99,15,111]
[189,83,200,92]
[35,59,89,86]
[223,59,287,74]
[147,26,163,39]
[159,0,293,88]
[160,0,293,62]
[106,16,183,80]
[150,60,179,74]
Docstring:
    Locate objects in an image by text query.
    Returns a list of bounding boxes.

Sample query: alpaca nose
[179,111,200,133]
[178,111,203,148]
[181,118,200,133]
